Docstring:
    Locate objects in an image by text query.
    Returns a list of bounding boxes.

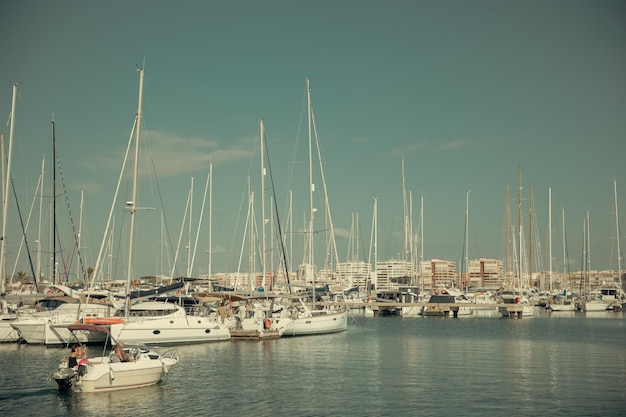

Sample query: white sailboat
[581,211,608,312]
[614,179,625,310]
[0,84,24,341]
[102,67,229,345]
[500,169,534,317]
[224,119,293,338]
[9,284,117,344]
[9,120,118,345]
[547,189,575,312]
[282,79,347,336]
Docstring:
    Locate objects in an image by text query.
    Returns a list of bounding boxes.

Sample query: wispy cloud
[144,130,253,178]
[392,138,479,156]
[391,142,427,157]
[332,227,351,239]
[86,129,254,180]
[434,139,475,152]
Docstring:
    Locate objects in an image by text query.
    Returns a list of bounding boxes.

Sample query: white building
[337,261,371,290]
[375,259,414,291]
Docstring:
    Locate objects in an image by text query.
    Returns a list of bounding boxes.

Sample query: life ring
[264,318,272,329]
[80,317,125,325]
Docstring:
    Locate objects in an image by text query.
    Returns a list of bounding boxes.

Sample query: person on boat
[68,344,80,368]
[67,344,88,368]
[112,342,135,363]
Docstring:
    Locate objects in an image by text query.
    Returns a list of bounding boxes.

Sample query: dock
[229,329,282,340]
[315,301,528,318]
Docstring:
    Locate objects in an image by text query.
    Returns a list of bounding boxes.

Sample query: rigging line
[55,146,86,283]
[9,176,38,292]
[263,131,291,291]
[9,172,42,284]
[149,154,177,277]
[91,116,136,284]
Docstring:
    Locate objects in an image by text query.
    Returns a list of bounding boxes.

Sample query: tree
[16,270,27,284]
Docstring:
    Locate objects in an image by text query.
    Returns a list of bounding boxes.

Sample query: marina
[1,308,625,416]
[0,2,624,415]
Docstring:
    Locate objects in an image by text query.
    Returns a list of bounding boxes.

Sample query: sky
[0,0,624,283]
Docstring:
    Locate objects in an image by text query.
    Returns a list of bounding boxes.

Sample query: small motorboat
[50,323,178,393]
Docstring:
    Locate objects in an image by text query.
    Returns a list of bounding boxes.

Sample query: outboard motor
[53,367,77,393]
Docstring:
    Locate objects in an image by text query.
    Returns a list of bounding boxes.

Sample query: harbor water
[0,308,624,417]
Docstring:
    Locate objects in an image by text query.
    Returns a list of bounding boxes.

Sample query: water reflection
[55,383,167,416]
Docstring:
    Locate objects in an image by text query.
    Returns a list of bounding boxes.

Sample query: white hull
[238,316,293,335]
[11,304,115,345]
[470,303,499,317]
[584,300,608,312]
[471,307,499,317]
[400,306,422,317]
[281,309,348,337]
[0,317,21,342]
[109,316,230,345]
[549,303,576,312]
[52,348,178,392]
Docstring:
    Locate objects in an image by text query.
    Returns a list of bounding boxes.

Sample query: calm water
[0,308,624,417]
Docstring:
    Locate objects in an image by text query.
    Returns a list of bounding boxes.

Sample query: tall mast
[615,179,622,282]
[52,120,57,284]
[409,190,414,282]
[506,184,511,286]
[562,208,567,288]
[125,67,144,301]
[0,83,17,293]
[77,190,84,282]
[187,176,193,277]
[548,188,552,291]
[370,196,378,292]
[36,158,45,284]
[401,159,408,262]
[581,217,586,295]
[260,119,267,289]
[464,191,469,292]
[587,210,591,291]
[420,194,424,291]
[518,168,522,292]
[208,163,213,281]
[307,78,315,300]
[529,182,533,289]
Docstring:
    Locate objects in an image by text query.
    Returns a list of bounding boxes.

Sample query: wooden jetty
[229,329,281,340]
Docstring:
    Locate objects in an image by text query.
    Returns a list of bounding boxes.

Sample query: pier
[316,301,527,318]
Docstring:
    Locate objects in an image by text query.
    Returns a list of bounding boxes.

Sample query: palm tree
[16,270,27,284]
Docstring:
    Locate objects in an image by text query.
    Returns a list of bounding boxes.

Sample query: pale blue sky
[0,0,624,282]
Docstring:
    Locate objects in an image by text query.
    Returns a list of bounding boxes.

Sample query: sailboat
[9,119,118,345]
[499,169,534,318]
[100,67,229,345]
[547,189,576,312]
[279,79,347,336]
[223,119,293,339]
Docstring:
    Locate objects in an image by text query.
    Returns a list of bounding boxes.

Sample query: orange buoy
[81,317,125,325]
[264,318,272,329]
